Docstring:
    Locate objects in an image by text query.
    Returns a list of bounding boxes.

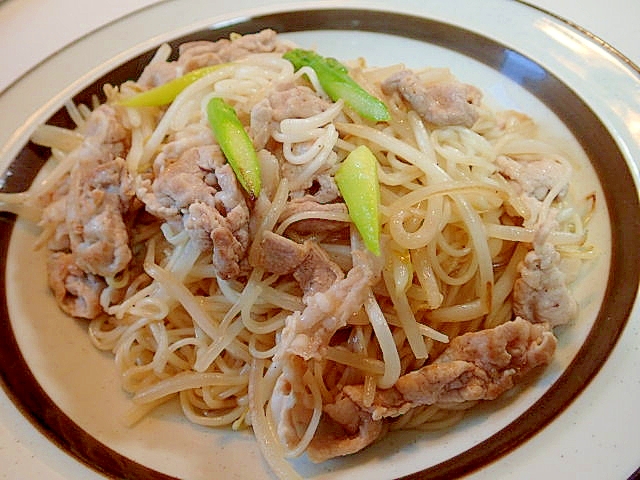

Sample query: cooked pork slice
[401,317,556,402]
[136,61,180,89]
[158,123,216,165]
[66,156,134,277]
[38,104,135,315]
[284,250,378,360]
[281,161,337,199]
[212,162,250,244]
[381,69,482,128]
[250,85,332,149]
[495,154,569,221]
[177,29,288,72]
[251,231,343,296]
[342,384,412,421]
[279,196,348,239]
[80,104,130,149]
[185,201,247,279]
[142,144,222,222]
[306,393,386,463]
[47,252,106,319]
[269,85,332,121]
[305,318,555,461]
[137,30,289,91]
[249,99,274,150]
[251,231,312,276]
[39,189,70,251]
[270,251,381,453]
[513,242,577,326]
[140,138,251,279]
[331,318,555,446]
[310,174,341,204]
[293,243,344,297]
[270,355,314,451]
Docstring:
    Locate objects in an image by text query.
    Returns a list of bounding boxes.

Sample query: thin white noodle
[278,99,344,135]
[248,178,291,261]
[486,223,584,245]
[27,146,83,199]
[412,249,444,309]
[383,259,428,359]
[417,323,449,343]
[181,392,246,427]
[388,195,444,250]
[30,124,83,151]
[194,319,246,372]
[364,292,401,389]
[488,243,529,323]
[407,110,437,160]
[125,108,146,173]
[388,181,505,213]
[64,99,87,127]
[122,397,171,427]
[149,321,170,374]
[452,196,494,311]
[0,192,40,223]
[133,371,247,404]
[294,65,325,97]
[272,127,326,144]
[145,262,221,341]
[248,335,280,359]
[149,42,172,64]
[324,345,385,375]
[336,122,449,181]
[426,298,486,323]
[283,369,323,458]
[249,359,302,480]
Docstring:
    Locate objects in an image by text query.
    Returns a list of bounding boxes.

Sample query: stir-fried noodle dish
[0,30,597,476]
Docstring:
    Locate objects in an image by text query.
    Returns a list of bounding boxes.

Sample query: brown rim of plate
[0,8,638,480]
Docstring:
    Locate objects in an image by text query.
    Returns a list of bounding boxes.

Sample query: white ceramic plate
[1,1,639,479]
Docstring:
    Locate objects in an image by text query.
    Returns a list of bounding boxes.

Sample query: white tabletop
[0,1,638,479]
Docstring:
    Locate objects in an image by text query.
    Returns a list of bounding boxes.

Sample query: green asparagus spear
[120,64,226,107]
[335,145,381,255]
[206,97,261,199]
[283,49,390,122]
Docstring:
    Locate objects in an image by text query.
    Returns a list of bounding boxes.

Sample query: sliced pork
[307,394,386,463]
[269,85,332,121]
[270,250,381,453]
[513,242,577,326]
[381,69,482,128]
[47,252,106,319]
[495,154,570,222]
[282,250,377,360]
[178,29,289,72]
[66,155,134,277]
[278,196,348,239]
[40,105,135,281]
[401,317,556,403]
[251,231,343,296]
[137,29,290,89]
[139,129,250,279]
[250,85,333,149]
[308,317,556,461]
